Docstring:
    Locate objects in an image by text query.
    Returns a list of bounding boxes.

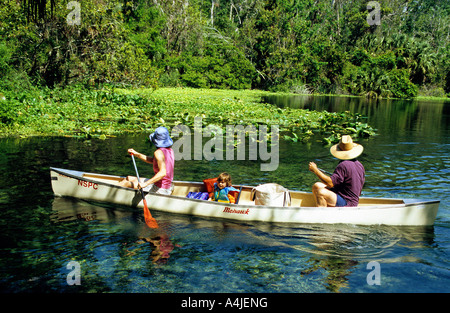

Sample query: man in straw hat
[308,135,365,207]
[119,126,175,195]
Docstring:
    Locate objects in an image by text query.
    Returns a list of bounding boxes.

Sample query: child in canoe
[210,172,240,204]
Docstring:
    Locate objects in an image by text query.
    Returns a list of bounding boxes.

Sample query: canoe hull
[50,167,439,226]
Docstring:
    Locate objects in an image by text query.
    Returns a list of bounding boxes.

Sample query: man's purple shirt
[330,160,365,207]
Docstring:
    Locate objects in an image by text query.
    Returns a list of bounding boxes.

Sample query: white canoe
[50,167,439,226]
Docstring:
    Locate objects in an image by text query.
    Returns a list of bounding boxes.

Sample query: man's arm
[309,162,334,188]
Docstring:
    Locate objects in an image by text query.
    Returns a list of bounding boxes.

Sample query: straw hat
[330,135,364,160]
[149,126,173,148]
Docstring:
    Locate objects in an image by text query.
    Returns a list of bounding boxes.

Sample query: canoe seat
[172,181,203,197]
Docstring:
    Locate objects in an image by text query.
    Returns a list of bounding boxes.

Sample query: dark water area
[0,95,449,294]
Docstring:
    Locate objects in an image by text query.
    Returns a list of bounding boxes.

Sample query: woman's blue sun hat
[149,126,173,148]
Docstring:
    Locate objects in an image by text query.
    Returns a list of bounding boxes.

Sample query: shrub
[0,41,11,74]
[179,38,256,90]
[388,69,418,98]
[445,71,450,94]
[0,99,20,124]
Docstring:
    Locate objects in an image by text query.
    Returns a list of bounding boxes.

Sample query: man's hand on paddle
[309,161,333,188]
[309,162,318,174]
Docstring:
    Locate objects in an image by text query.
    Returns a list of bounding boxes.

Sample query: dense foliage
[0,0,449,98]
[0,86,376,143]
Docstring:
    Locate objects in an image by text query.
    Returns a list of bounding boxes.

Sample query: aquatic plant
[0,86,376,144]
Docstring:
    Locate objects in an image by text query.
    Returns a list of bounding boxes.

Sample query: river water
[0,95,449,294]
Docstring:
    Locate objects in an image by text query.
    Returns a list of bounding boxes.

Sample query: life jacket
[212,183,239,203]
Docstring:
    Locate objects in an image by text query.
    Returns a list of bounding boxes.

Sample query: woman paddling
[119,126,175,195]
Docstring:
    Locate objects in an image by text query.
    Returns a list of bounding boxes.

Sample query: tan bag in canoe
[251,183,291,207]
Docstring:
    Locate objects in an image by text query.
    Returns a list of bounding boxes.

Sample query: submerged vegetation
[0,86,375,143]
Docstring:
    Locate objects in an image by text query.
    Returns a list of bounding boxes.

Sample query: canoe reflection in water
[51,197,178,264]
[51,197,132,223]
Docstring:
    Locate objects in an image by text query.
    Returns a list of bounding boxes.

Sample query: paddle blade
[142,198,158,228]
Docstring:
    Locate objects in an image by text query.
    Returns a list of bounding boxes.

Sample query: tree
[22,0,56,22]
[179,36,256,89]
[1,0,447,95]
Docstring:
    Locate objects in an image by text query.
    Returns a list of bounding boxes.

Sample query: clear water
[0,96,449,293]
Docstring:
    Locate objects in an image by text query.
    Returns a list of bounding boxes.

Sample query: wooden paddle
[318,167,333,176]
[131,154,158,229]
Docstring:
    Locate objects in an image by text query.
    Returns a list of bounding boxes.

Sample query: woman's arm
[128,148,153,164]
[139,149,166,188]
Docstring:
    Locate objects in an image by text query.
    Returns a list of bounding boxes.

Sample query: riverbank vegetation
[0,86,376,143]
[1,0,449,97]
[0,0,448,141]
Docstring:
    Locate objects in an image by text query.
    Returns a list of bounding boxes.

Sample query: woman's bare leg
[118,176,139,189]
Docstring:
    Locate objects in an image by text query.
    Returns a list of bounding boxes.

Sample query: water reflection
[209,219,437,292]
[51,197,179,265]
[262,95,449,137]
[49,196,440,292]
[301,257,358,292]
[1,92,449,292]
[51,197,133,223]
[240,222,435,262]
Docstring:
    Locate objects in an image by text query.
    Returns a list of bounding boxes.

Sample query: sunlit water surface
[0,95,449,293]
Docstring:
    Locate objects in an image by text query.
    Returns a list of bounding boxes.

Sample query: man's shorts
[335,194,347,207]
